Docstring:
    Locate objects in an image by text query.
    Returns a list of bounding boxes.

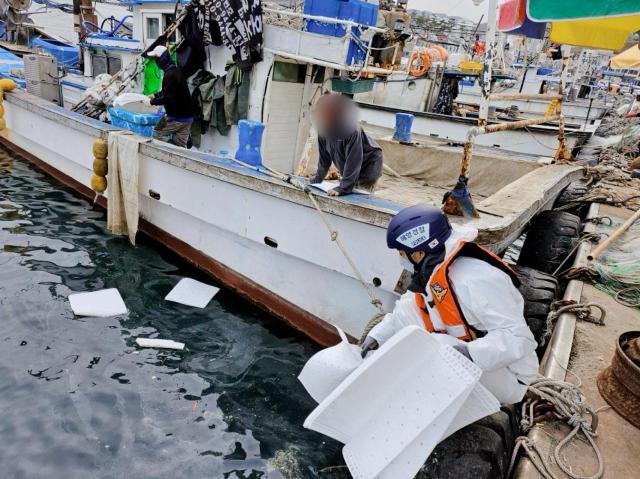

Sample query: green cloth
[143,58,163,96]
[188,70,229,147]
[528,0,640,21]
[224,64,250,126]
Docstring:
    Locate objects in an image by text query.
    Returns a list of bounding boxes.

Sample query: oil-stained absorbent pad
[304,326,484,479]
[69,288,127,317]
[135,338,185,350]
[165,278,220,308]
[299,328,363,403]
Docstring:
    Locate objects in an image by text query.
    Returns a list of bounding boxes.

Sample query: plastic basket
[331,78,375,95]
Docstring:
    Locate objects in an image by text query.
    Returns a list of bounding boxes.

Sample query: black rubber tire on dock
[416,419,510,479]
[517,210,581,275]
[554,183,590,216]
[513,265,559,346]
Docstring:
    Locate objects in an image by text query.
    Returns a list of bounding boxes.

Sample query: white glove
[142,96,152,107]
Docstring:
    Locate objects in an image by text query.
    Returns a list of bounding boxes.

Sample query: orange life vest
[414,241,520,342]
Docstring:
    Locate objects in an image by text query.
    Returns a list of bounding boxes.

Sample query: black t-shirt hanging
[207,0,264,70]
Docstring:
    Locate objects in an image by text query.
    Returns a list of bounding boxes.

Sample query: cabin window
[145,16,160,41]
[107,56,121,75]
[273,62,306,83]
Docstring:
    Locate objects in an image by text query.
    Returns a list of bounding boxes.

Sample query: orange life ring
[432,45,449,61]
[409,51,430,77]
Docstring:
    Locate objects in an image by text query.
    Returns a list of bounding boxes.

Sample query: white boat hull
[2,92,402,344]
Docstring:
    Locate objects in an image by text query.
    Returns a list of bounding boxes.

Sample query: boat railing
[263,7,395,76]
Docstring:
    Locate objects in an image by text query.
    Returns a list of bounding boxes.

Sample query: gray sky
[409,0,488,22]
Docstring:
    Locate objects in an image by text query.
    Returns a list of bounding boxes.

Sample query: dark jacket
[312,127,383,195]
[150,66,194,120]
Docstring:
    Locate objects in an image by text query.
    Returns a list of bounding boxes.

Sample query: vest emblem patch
[431,283,448,302]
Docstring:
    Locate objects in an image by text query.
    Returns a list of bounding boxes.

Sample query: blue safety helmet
[386,205,452,254]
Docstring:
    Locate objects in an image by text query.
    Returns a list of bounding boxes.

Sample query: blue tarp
[0,47,25,87]
[32,37,79,68]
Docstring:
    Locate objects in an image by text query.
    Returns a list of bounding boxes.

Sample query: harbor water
[0,150,341,478]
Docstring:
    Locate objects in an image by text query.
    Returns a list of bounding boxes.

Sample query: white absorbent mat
[69,288,127,317]
[311,181,370,195]
[302,326,498,479]
[298,328,363,403]
[135,338,185,350]
[165,278,220,308]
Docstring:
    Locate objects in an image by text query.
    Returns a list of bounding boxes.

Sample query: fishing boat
[0,1,586,348]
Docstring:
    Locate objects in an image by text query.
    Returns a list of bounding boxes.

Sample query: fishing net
[591,220,640,308]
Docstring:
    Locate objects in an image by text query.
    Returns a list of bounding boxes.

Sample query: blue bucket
[235,120,265,167]
[393,113,414,143]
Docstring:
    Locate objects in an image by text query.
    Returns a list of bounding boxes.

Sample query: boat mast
[478,0,497,128]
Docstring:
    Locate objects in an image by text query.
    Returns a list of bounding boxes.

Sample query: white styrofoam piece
[135,338,185,350]
[68,288,127,317]
[164,278,220,308]
[310,181,370,195]
[299,328,363,403]
[377,374,500,479]
[303,327,484,479]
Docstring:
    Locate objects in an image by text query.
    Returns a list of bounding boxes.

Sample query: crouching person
[361,204,539,405]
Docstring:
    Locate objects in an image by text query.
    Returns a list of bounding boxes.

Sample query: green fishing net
[591,221,640,308]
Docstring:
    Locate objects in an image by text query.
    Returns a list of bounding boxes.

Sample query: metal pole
[478,0,497,128]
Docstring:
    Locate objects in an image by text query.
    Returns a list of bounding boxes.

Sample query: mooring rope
[222,156,387,315]
[508,377,605,479]
[542,300,606,347]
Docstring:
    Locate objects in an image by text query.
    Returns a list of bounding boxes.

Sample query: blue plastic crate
[108,107,162,137]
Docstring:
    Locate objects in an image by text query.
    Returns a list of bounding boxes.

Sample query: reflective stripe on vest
[413,241,517,342]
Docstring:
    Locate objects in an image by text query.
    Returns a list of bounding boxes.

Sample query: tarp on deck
[0,47,25,87]
[611,45,640,70]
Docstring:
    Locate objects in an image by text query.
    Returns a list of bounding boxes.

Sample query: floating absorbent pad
[165,278,220,309]
[135,338,185,351]
[68,288,128,317]
[298,328,363,403]
[301,326,500,479]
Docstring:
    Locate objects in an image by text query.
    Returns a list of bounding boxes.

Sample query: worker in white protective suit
[361,204,539,405]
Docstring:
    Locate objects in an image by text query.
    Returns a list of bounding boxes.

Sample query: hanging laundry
[224,63,250,126]
[188,69,229,147]
[200,0,263,70]
[177,3,208,79]
[432,77,459,115]
[194,0,223,46]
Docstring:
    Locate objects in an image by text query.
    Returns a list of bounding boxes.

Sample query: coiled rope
[508,377,604,479]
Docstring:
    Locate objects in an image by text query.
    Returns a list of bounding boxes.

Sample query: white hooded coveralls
[368,225,539,405]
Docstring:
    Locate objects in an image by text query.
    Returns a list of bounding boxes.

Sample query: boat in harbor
[0,0,586,347]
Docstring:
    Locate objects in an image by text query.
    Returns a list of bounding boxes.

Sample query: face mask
[399,254,415,273]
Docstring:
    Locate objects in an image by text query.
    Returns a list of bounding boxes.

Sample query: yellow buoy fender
[0,118,6,131]
[0,103,5,117]
[0,78,17,91]
[91,174,107,193]
[92,157,108,176]
[92,139,108,159]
